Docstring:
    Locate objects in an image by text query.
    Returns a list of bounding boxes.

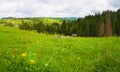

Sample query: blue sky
[0,0,120,18]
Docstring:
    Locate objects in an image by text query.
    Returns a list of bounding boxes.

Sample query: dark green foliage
[19,20,33,30]
[18,9,120,37]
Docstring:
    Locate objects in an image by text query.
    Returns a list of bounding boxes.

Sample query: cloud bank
[0,0,120,18]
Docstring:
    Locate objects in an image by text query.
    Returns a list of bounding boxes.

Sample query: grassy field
[0,18,62,26]
[0,25,120,72]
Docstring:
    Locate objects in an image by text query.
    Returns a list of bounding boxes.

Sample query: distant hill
[51,17,77,21]
[1,17,77,21]
[1,17,15,19]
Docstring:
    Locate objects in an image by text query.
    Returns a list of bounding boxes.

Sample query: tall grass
[0,25,120,72]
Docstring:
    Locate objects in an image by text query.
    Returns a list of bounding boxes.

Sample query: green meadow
[0,25,120,72]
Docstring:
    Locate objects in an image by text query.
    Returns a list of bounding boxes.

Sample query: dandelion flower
[30,59,35,64]
[21,53,26,57]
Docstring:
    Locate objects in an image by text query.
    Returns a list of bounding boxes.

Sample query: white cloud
[0,0,119,18]
[108,0,120,8]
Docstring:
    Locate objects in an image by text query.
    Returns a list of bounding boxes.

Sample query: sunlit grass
[0,25,120,72]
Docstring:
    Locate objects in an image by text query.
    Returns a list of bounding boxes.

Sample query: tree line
[19,9,120,37]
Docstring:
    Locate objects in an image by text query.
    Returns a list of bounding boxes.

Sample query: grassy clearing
[0,18,62,25]
[0,25,120,72]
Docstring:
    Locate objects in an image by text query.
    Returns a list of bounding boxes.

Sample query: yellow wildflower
[21,53,26,57]
[30,59,35,64]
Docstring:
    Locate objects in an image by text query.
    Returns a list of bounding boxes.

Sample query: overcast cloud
[0,0,120,18]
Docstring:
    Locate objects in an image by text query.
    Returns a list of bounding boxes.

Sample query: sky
[0,0,120,18]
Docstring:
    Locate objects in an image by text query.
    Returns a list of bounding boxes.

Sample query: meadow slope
[0,25,120,72]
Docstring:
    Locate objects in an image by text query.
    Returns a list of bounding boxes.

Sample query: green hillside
[0,18,62,26]
[0,25,120,72]
[39,18,62,25]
